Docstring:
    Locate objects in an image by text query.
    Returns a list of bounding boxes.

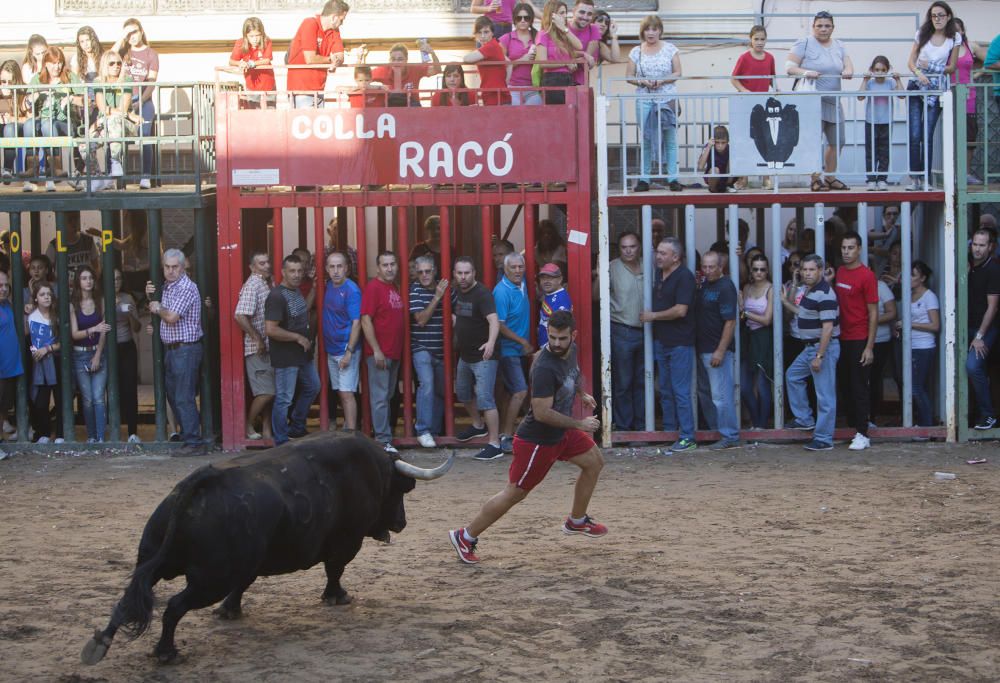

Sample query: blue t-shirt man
[494,275,530,357]
[323,278,362,356]
[538,288,573,346]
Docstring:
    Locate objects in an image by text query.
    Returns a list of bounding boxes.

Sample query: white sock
[570,515,587,525]
[462,529,477,544]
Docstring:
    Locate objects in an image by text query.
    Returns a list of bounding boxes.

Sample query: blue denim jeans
[1,122,25,174]
[165,342,204,446]
[786,339,840,445]
[73,347,108,442]
[911,347,936,427]
[636,99,678,183]
[965,326,997,422]
[700,351,739,441]
[653,341,694,440]
[412,349,444,436]
[132,98,155,177]
[908,95,941,176]
[611,323,645,430]
[271,361,320,445]
[26,118,69,177]
[366,357,400,444]
[740,360,772,429]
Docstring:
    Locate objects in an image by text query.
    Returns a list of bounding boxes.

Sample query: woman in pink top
[952,17,987,183]
[740,253,774,430]
[535,0,582,105]
[472,0,539,40]
[499,2,541,105]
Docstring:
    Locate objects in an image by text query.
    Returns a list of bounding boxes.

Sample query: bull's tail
[82,466,220,665]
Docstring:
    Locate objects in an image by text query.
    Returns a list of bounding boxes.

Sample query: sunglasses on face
[0,79,11,84]
[516,14,531,21]
[930,12,949,19]
[752,267,767,273]
[109,61,123,66]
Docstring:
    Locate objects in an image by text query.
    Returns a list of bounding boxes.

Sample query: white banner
[729,95,822,176]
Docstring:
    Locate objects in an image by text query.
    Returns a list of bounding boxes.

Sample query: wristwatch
[975,331,984,341]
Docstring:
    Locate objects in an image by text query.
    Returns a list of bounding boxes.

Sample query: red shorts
[509,429,596,492]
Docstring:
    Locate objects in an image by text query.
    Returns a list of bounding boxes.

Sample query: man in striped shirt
[781,254,840,451]
[409,254,448,448]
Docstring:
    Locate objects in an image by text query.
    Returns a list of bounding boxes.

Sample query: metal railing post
[942,90,957,442]
[148,209,167,442]
[8,212,29,442]
[727,203,741,428]
[194,208,215,443]
[54,211,75,442]
[595,95,612,446]
[770,203,784,429]
[641,204,655,431]
[101,209,121,442]
[900,201,913,427]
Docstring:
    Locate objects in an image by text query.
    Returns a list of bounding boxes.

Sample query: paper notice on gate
[232,168,280,185]
[568,230,588,246]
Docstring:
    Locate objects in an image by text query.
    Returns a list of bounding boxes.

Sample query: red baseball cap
[539,263,562,277]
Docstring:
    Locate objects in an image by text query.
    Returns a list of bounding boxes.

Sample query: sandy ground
[1,439,998,682]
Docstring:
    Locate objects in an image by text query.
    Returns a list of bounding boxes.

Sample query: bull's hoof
[153,646,179,664]
[322,592,352,606]
[213,605,242,621]
[80,630,112,665]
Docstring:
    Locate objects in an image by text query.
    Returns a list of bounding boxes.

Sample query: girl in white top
[21,35,48,84]
[71,26,103,83]
[895,260,939,426]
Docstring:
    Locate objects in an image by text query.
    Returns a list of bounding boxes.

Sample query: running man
[448,310,607,565]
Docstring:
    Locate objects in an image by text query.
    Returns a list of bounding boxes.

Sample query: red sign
[227,105,580,186]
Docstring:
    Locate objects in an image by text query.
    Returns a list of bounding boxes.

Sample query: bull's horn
[394,454,454,480]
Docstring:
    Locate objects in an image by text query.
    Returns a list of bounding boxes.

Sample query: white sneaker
[417,433,437,448]
[906,176,923,191]
[110,160,123,177]
[127,434,141,444]
[45,180,56,192]
[139,177,151,189]
[848,432,871,451]
[54,438,65,444]
[876,181,888,191]
[866,181,877,191]
[92,178,114,191]
[383,442,399,454]
[2,420,13,435]
[37,436,50,444]
[22,181,36,193]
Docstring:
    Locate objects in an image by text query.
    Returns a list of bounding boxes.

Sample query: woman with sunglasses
[112,18,158,189]
[592,11,622,64]
[92,50,139,189]
[536,0,582,105]
[500,2,542,105]
[741,254,774,429]
[472,0,537,40]
[0,60,30,186]
[786,11,854,192]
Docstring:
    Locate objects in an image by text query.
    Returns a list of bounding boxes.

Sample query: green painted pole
[194,208,214,443]
[955,85,969,443]
[148,209,167,442]
[54,211,75,442]
[100,209,121,442]
[8,212,30,442]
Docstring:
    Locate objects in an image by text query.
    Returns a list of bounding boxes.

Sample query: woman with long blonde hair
[535,0,582,104]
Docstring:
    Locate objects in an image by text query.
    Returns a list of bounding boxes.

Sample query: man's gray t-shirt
[515,344,580,445]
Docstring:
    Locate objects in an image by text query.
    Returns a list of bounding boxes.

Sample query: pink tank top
[743,287,769,331]
[953,47,977,114]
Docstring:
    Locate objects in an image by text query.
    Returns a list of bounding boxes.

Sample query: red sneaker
[448,528,480,564]
[562,515,608,537]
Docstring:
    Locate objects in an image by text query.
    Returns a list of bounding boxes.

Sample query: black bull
[81,434,453,665]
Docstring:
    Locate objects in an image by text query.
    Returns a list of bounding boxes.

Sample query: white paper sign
[232,168,280,185]
[729,95,822,176]
[567,230,588,246]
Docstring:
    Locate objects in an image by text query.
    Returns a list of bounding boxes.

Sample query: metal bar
[941,90,957,442]
[858,203,868,267]
[523,204,537,347]
[771,202,784,429]
[272,209,283,284]
[194,208,214,443]
[440,207,455,438]
[481,206,495,286]
[355,207,372,435]
[814,204,825,264]
[595,95,612,446]
[148,209,167,442]
[101,209,121,442]
[727,203,741,429]
[900,201,913,427]
[641,204,654,431]
[685,205,698,428]
[8,212,29,442]
[313,206,329,431]
[397,207,414,438]
[54,211,75,442]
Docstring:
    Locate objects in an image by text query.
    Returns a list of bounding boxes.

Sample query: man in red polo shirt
[287,0,349,108]
[834,230,878,451]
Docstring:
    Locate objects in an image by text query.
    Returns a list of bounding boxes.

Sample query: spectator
[782,254,841,451]
[537,262,572,346]
[292,246,316,311]
[27,282,62,443]
[324,218,357,277]
[835,231,878,451]
[592,11,622,65]
[360,251,404,453]
[880,241,903,290]
[606,230,644,431]
[21,34,48,83]
[24,47,84,194]
[1,59,29,186]
[697,125,741,193]
[373,42,440,107]
[452,256,502,460]
[741,253,774,430]
[966,229,1000,430]
[731,25,775,93]
[627,14,682,193]
[287,0,349,109]
[347,65,388,108]
[265,254,318,446]
[983,30,1000,120]
[70,266,110,443]
[492,238,514,280]
[470,0,523,40]
[431,64,470,107]
[46,213,99,283]
[23,254,53,314]
[112,18,158,189]
[536,0,583,105]
[92,49,140,190]
[568,0,601,86]
[896,260,940,427]
[495,252,533,453]
[651,217,667,248]
[697,251,740,449]
[952,18,986,184]
[787,11,854,192]
[858,56,902,191]
[234,251,274,441]
[905,1,961,191]
[323,251,362,432]
[869,205,901,259]
[535,219,568,269]
[230,17,276,106]
[71,26,103,83]
[408,215,442,274]
[640,237,697,453]
[464,18,510,106]
[869,275,897,426]
[147,249,205,450]
[0,270,23,452]
[113,269,142,443]
[780,219,798,264]
[500,3,540,106]
[409,254,448,447]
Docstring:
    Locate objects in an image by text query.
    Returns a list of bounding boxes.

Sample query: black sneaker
[669,181,684,192]
[473,444,504,461]
[803,439,833,451]
[633,180,650,192]
[973,416,997,430]
[788,419,816,431]
[456,424,488,442]
[500,435,514,453]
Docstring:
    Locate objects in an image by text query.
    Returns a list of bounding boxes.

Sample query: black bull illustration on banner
[749,97,800,168]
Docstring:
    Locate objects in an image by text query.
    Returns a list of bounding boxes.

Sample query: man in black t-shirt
[265,254,319,445]
[967,229,1000,430]
[448,311,607,565]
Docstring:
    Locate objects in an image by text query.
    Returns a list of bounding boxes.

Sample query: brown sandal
[810,175,826,192]
[825,177,850,191]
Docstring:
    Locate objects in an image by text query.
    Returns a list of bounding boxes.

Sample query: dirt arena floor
[1,439,998,682]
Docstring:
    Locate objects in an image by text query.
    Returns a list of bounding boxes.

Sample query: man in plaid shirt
[235,251,274,441]
[147,249,205,450]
